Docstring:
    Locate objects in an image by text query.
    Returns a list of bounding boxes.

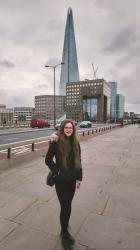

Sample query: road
[0,128,54,145]
[0,123,111,146]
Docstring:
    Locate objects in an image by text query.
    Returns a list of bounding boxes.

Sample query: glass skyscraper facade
[109,81,117,120]
[116,94,125,119]
[59,8,79,95]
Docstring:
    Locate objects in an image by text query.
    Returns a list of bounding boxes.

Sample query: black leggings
[55,178,76,232]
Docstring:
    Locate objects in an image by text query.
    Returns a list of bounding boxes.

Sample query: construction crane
[92,63,98,80]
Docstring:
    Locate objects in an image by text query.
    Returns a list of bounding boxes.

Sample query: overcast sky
[0,0,140,113]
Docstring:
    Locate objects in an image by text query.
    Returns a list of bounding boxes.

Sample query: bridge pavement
[0,125,140,250]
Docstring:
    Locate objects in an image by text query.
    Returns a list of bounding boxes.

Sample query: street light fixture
[45,62,64,128]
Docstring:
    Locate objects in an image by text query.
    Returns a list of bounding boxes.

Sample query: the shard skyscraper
[59,8,80,95]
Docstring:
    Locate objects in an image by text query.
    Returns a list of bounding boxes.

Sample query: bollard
[88,130,89,135]
[83,131,84,136]
[92,130,94,134]
[8,148,11,159]
[32,143,35,151]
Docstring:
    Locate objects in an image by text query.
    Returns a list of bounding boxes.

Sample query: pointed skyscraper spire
[59,8,79,95]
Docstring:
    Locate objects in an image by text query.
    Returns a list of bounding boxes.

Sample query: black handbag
[46,171,56,186]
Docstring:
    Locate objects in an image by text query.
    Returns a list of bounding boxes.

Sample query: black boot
[60,230,75,245]
[61,239,74,250]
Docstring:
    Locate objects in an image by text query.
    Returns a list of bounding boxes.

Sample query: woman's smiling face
[64,122,73,137]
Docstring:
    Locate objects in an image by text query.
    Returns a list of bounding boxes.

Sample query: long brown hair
[57,119,81,169]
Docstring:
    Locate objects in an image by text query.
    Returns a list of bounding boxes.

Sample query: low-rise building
[0,104,6,109]
[35,95,66,121]
[0,105,14,124]
[14,107,34,124]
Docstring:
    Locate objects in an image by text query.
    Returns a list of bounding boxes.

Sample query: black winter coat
[45,141,82,182]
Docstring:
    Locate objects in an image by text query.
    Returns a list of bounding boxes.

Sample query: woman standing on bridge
[45,119,82,248]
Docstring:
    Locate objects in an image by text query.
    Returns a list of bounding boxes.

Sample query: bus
[30,118,50,128]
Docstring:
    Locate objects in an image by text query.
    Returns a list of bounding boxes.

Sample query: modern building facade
[0,104,6,109]
[66,79,110,122]
[14,107,34,124]
[0,105,14,124]
[35,95,66,121]
[59,8,79,95]
[109,81,117,121]
[116,94,125,119]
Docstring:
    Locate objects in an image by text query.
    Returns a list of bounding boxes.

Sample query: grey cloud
[0,88,34,108]
[115,42,140,66]
[118,73,140,105]
[95,0,140,12]
[45,57,62,66]
[103,27,138,53]
[131,99,140,105]
[0,60,15,68]
[0,89,20,107]
[37,84,48,88]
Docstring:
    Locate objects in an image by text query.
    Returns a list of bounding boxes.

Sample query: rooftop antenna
[92,63,98,80]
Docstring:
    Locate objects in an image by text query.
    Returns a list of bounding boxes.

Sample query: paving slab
[73,188,108,214]
[0,217,18,241]
[76,213,140,250]
[14,199,60,236]
[0,225,62,250]
[0,222,87,250]
[104,196,140,223]
[10,172,56,201]
[103,180,140,201]
[0,190,36,220]
[14,195,88,237]
[0,164,40,192]
[115,167,140,185]
[85,163,115,178]
[122,158,140,169]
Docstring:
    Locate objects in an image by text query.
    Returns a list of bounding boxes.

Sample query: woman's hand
[76,180,81,189]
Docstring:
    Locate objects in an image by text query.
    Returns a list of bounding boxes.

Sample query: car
[79,121,92,128]
[55,123,61,130]
[55,120,77,130]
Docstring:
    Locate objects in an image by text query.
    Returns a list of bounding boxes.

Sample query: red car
[31,118,50,128]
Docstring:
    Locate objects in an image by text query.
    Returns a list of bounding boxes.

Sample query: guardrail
[78,124,120,137]
[0,136,51,159]
[0,124,121,159]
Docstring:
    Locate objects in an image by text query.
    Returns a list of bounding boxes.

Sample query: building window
[83,97,97,121]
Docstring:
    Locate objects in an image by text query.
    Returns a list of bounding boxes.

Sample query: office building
[109,81,117,121]
[66,79,110,122]
[116,94,125,119]
[14,107,34,124]
[0,105,14,124]
[35,95,66,121]
[0,104,6,109]
[59,8,79,95]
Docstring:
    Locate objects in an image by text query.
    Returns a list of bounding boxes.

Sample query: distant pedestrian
[121,119,124,127]
[45,119,82,248]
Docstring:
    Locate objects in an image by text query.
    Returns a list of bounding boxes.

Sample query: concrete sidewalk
[0,125,140,250]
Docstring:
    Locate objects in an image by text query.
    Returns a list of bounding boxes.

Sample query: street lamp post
[45,62,64,128]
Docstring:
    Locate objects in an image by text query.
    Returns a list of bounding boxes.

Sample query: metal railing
[0,124,120,159]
